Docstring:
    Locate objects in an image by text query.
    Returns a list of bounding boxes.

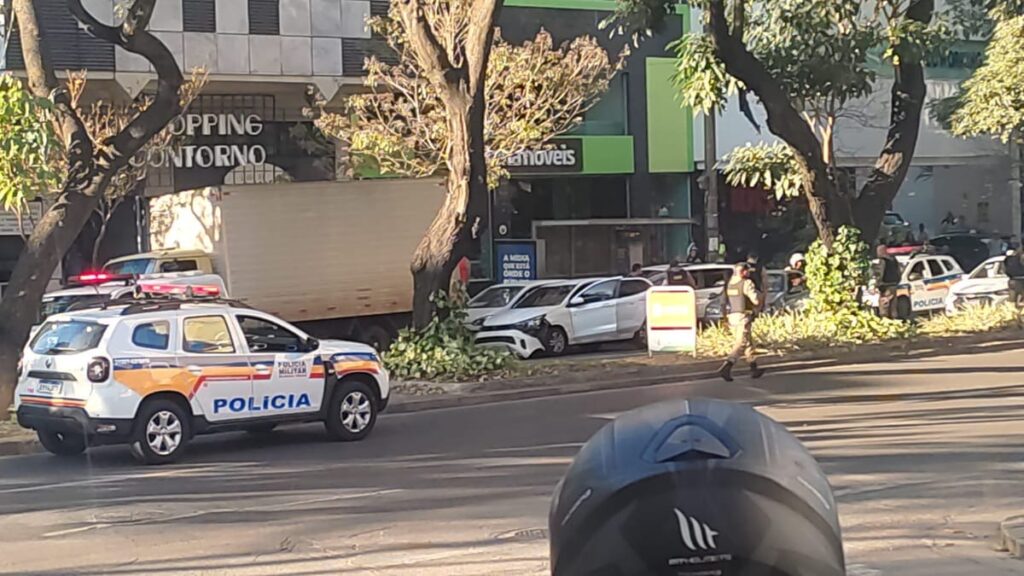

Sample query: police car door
[904,261,929,312]
[180,314,253,422]
[236,314,320,416]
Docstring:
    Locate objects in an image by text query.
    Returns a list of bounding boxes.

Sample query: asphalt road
[4,345,1024,575]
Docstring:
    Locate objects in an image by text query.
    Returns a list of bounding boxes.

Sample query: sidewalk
[3,329,1023,458]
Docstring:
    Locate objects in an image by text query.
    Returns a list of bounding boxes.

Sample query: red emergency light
[68,272,133,285]
[138,283,221,297]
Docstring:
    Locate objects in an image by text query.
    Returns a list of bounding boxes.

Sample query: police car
[15,283,389,464]
[864,253,964,318]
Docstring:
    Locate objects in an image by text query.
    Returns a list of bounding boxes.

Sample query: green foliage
[746,0,879,109]
[805,225,870,312]
[384,289,512,381]
[697,308,910,357]
[722,143,804,199]
[668,34,743,115]
[0,75,62,211]
[919,302,1023,335]
[951,14,1024,143]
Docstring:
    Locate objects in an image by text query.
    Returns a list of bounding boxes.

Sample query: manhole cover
[494,528,549,542]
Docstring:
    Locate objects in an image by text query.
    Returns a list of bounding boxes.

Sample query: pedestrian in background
[717,262,764,382]
[916,223,929,244]
[1004,249,1024,306]
[685,243,703,264]
[628,263,644,277]
[874,245,900,318]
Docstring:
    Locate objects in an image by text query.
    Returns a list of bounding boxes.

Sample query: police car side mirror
[908,273,923,281]
[569,296,585,307]
[304,337,319,352]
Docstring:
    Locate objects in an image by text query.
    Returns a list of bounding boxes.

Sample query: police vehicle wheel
[130,399,190,465]
[37,430,87,456]
[325,379,377,441]
[544,326,568,356]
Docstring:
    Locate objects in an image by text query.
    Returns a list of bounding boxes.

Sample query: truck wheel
[130,399,191,465]
[324,378,378,441]
[360,324,394,352]
[896,297,912,320]
[37,430,86,457]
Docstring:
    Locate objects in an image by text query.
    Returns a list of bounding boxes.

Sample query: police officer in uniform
[718,261,764,382]
[664,258,695,287]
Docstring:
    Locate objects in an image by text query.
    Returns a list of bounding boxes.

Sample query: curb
[388,330,1024,414]
[1000,515,1024,557]
[0,436,39,458]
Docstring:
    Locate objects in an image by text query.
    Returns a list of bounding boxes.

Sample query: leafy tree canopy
[317,6,621,189]
[0,74,61,212]
[950,12,1024,142]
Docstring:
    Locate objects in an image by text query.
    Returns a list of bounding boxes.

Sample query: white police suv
[15,284,389,464]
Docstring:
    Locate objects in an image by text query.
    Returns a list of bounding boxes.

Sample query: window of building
[183,0,216,33]
[575,73,628,136]
[249,0,280,35]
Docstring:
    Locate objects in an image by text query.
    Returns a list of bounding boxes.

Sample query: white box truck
[145,178,445,348]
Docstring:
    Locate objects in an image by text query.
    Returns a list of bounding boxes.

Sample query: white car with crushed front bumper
[944,256,1009,313]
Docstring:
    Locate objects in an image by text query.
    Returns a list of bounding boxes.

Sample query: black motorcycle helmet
[549,398,844,576]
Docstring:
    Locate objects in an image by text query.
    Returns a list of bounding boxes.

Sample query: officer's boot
[750,362,765,379]
[717,360,734,382]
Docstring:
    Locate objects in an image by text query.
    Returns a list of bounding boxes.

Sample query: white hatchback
[474,277,652,358]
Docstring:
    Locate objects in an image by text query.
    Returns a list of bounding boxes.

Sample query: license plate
[36,381,62,395]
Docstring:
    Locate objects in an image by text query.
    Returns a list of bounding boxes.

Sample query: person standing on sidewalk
[717,262,764,382]
[875,245,900,318]
[1004,249,1024,306]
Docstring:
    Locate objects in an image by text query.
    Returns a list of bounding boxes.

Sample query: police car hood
[484,306,560,327]
[950,277,1007,296]
[317,339,379,358]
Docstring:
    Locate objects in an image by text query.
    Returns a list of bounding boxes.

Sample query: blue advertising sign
[495,241,537,284]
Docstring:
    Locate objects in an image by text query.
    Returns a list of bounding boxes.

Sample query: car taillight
[87,357,110,383]
[16,358,23,378]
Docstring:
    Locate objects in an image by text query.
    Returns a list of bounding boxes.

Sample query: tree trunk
[410,88,489,329]
[852,0,933,243]
[705,0,848,247]
[0,178,105,416]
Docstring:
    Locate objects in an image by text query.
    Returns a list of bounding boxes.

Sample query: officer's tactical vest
[726,276,752,315]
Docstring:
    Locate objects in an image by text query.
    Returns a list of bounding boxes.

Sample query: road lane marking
[0,466,208,495]
[42,488,404,538]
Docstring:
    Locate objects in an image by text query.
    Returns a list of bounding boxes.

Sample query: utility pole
[704,110,720,262]
[1012,133,1022,245]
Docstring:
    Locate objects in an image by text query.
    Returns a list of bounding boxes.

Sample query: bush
[384,289,512,381]
[698,309,910,358]
[918,303,1023,336]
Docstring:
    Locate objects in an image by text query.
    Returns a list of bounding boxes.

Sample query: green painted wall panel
[580,135,634,174]
[645,57,693,173]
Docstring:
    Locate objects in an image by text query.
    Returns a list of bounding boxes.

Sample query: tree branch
[852,0,934,240]
[465,0,501,94]
[393,0,457,87]
[67,0,183,169]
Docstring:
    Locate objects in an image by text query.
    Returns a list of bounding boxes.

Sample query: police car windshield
[30,321,106,355]
[40,294,111,321]
[104,258,153,276]
[468,285,523,308]
[515,285,575,308]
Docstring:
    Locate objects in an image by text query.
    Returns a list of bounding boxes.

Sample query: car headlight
[471,317,485,327]
[513,315,546,334]
[706,303,723,316]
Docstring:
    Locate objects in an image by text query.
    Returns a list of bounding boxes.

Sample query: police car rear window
[30,321,106,355]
